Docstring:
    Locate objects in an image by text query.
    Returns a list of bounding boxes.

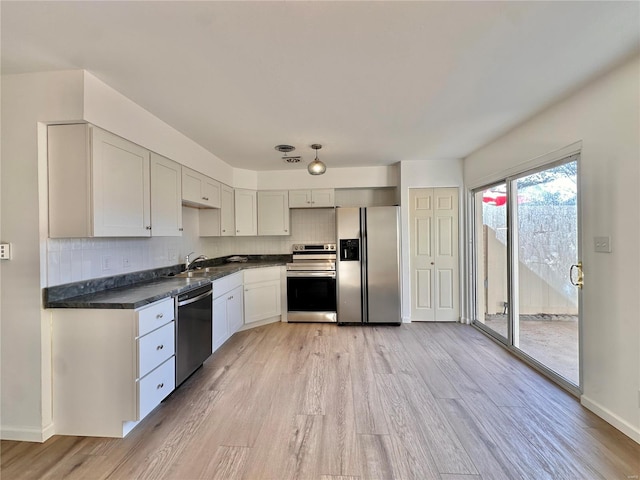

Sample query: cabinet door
[311,189,335,207]
[150,153,183,236]
[227,286,244,334]
[288,190,312,208]
[213,295,229,352]
[258,190,290,235]
[220,184,235,236]
[244,280,281,324]
[203,177,221,208]
[182,167,204,206]
[235,189,257,236]
[91,127,151,237]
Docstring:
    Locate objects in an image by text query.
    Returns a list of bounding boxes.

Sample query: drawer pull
[202,196,209,201]
[157,383,164,389]
[156,344,164,350]
[156,313,163,319]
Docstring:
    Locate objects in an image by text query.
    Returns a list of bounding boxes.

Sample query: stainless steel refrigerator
[336,206,401,325]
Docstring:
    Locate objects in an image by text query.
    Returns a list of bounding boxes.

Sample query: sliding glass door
[472,156,581,389]
[473,183,508,341]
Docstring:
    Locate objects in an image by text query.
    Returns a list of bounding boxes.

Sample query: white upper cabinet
[182,166,221,208]
[234,189,257,236]
[289,188,335,208]
[220,184,235,236]
[258,190,290,236]
[48,124,152,238]
[199,183,235,237]
[150,153,183,237]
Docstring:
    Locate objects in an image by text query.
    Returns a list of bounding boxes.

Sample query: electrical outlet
[0,243,11,260]
[168,249,177,262]
[594,236,612,253]
[101,255,112,271]
[122,257,131,268]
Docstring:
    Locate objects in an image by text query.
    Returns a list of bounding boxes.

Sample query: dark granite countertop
[44,256,289,310]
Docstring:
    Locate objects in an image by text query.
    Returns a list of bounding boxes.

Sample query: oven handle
[286,271,336,278]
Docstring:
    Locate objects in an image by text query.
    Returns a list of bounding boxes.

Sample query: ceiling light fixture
[275,144,295,153]
[308,144,326,175]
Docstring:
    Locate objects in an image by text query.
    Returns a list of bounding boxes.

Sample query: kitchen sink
[168,266,222,278]
[173,270,211,278]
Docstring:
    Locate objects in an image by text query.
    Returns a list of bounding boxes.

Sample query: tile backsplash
[46,207,336,287]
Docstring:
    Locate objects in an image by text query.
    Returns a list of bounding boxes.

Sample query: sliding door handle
[570,262,584,289]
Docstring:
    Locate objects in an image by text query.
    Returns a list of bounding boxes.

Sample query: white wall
[1,71,85,441]
[399,159,464,322]
[463,55,640,442]
[82,72,234,186]
[257,164,398,190]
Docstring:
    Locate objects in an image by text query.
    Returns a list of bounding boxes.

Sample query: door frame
[467,148,583,396]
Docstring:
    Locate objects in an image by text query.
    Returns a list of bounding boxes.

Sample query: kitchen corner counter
[44,257,289,309]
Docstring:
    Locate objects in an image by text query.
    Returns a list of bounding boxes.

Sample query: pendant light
[308,144,326,175]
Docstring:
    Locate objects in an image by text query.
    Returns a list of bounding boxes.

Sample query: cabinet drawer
[244,266,280,284]
[138,321,175,378]
[137,297,174,336]
[138,357,175,420]
[213,272,243,298]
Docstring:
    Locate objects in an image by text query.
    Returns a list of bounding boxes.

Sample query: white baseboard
[1,424,50,443]
[42,421,55,441]
[581,395,640,444]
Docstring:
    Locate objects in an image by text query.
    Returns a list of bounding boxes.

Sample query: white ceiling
[2,1,639,171]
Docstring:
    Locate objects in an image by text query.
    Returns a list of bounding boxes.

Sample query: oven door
[286,271,337,323]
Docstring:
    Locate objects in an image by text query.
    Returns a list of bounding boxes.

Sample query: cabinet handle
[157,383,164,389]
[285,229,288,232]
[178,228,184,231]
[146,226,152,230]
[202,196,209,201]
[237,230,240,233]
[156,344,164,350]
[156,313,164,319]
[222,229,226,232]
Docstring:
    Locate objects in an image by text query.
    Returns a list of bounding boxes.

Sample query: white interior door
[409,188,459,321]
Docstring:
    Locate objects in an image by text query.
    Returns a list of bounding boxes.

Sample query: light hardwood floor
[2,322,639,479]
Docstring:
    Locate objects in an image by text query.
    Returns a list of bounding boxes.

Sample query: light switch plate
[594,236,611,253]
[0,243,11,260]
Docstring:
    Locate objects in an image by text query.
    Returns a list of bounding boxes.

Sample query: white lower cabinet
[52,297,176,438]
[212,273,244,352]
[243,267,282,324]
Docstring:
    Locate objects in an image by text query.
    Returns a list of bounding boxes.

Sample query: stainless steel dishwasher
[175,283,213,386]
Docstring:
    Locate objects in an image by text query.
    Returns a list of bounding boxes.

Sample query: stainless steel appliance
[286,243,337,323]
[336,206,401,325]
[175,283,213,386]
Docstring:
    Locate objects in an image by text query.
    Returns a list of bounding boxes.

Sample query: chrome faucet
[185,252,207,270]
